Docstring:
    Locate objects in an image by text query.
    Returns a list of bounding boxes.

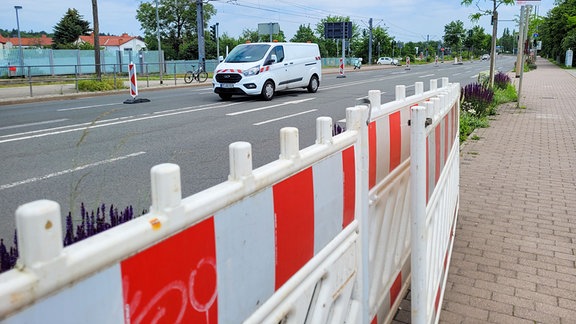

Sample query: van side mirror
[266,54,277,65]
[219,55,224,62]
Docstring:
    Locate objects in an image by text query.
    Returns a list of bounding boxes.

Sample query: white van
[213,42,321,101]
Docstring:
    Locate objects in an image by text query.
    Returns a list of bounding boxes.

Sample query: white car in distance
[376,57,398,65]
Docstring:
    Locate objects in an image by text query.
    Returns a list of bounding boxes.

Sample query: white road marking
[0,102,242,144]
[419,74,435,78]
[253,109,317,126]
[0,119,68,131]
[226,98,315,116]
[57,103,119,111]
[0,151,146,191]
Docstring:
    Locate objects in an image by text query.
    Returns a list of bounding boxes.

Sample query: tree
[239,29,259,44]
[52,8,92,49]
[352,26,393,63]
[461,0,515,87]
[499,27,515,53]
[444,20,466,55]
[136,0,216,60]
[464,25,489,57]
[291,24,318,43]
[218,32,242,55]
[539,0,576,63]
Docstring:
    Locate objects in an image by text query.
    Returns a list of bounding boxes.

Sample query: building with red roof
[77,33,147,52]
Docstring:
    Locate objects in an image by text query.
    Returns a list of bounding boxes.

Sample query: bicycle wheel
[184,71,194,84]
[197,71,208,83]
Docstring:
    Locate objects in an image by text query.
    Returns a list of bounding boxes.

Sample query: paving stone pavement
[439,59,576,323]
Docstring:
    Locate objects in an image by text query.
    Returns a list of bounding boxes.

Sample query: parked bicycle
[184,65,209,83]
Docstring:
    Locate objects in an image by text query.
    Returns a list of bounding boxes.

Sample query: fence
[0,47,356,77]
[0,78,460,324]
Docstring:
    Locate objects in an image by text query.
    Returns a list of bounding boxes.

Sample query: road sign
[324,22,352,39]
[517,0,541,5]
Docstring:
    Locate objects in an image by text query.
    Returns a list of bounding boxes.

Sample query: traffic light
[210,24,217,42]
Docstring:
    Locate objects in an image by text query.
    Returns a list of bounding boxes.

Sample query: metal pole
[269,22,273,42]
[197,0,206,71]
[155,0,163,84]
[410,105,428,324]
[368,18,373,65]
[216,22,220,62]
[515,6,525,78]
[517,6,531,108]
[14,6,24,77]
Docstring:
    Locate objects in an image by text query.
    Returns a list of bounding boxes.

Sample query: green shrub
[460,110,489,143]
[493,83,518,106]
[78,78,125,92]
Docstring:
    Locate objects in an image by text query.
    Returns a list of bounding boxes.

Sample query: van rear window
[225,44,271,63]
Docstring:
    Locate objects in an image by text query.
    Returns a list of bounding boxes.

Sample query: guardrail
[0,78,460,324]
[0,61,216,98]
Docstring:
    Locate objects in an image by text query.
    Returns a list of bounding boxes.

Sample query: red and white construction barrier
[337,57,346,78]
[124,62,150,104]
[1,77,461,324]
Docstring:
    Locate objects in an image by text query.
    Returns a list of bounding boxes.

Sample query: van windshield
[225,44,271,63]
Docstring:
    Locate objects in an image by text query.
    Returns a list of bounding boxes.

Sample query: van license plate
[221,83,234,88]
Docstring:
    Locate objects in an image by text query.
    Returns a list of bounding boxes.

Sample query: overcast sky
[1,0,553,42]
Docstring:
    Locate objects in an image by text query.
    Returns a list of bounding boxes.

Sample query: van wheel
[219,93,232,100]
[307,75,319,93]
[261,80,275,101]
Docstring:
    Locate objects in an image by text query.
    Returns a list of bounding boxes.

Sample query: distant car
[376,57,398,65]
[481,54,490,60]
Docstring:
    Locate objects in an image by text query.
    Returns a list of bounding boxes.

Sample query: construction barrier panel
[0,78,460,324]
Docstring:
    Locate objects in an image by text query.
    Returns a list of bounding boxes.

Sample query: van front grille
[216,73,242,83]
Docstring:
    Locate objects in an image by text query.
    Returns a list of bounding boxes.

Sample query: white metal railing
[410,82,460,324]
[0,78,460,324]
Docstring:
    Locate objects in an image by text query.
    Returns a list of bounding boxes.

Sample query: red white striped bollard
[129,62,138,98]
[405,56,411,70]
[124,62,150,104]
[337,57,346,78]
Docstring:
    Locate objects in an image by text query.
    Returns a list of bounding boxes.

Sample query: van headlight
[243,66,260,76]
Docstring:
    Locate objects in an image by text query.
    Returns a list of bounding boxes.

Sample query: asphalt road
[0,56,516,241]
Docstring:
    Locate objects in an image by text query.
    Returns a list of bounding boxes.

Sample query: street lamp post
[14,5,24,77]
[155,0,163,84]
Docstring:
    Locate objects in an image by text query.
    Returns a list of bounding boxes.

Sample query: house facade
[0,34,53,49]
[77,33,147,52]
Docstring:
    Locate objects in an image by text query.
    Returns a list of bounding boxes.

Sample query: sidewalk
[440,60,576,323]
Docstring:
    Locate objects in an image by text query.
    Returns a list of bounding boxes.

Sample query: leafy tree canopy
[539,0,576,62]
[52,8,92,49]
[136,0,216,60]
[444,20,466,52]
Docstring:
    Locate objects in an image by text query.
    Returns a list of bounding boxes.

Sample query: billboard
[324,22,353,39]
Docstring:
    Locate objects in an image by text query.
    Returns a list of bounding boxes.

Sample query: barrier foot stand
[124,96,151,104]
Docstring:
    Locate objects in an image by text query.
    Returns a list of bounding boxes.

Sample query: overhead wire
[212,0,430,41]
